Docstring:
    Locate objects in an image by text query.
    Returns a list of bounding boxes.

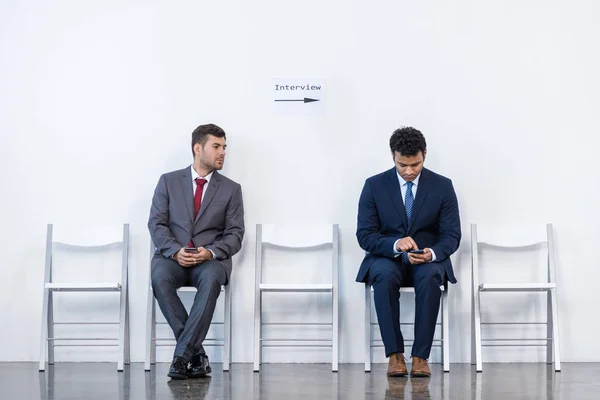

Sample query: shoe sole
[410,372,431,377]
[188,366,212,379]
[387,371,408,377]
[168,372,188,380]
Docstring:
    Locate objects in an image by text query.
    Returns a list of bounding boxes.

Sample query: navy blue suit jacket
[355,167,461,284]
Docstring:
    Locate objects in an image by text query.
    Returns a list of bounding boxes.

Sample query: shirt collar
[190,165,213,184]
[396,170,421,187]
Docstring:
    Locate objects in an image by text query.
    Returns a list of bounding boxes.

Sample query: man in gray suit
[148,123,244,379]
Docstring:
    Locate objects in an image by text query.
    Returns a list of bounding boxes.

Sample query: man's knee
[415,264,444,288]
[370,258,402,287]
[193,262,226,291]
[151,260,179,293]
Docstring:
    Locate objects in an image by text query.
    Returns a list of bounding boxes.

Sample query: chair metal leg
[442,289,450,372]
[47,291,55,365]
[39,288,50,371]
[145,286,154,371]
[125,286,130,365]
[471,291,476,367]
[151,295,156,366]
[332,287,339,372]
[253,290,261,372]
[365,283,371,372]
[546,289,552,365]
[223,285,232,372]
[550,288,561,371]
[474,290,483,372]
[117,286,127,371]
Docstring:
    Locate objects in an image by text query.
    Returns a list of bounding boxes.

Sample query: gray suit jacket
[148,166,245,281]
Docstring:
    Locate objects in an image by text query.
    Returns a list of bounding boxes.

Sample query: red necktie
[194,178,208,218]
[189,178,207,247]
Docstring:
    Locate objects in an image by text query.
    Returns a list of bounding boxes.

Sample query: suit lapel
[194,171,221,223]
[408,168,431,235]
[384,168,408,229]
[180,167,195,223]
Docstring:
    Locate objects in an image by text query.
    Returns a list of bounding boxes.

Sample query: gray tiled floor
[1,362,599,400]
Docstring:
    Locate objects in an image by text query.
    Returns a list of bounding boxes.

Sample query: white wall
[1,0,599,363]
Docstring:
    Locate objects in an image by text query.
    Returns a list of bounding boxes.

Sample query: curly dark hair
[389,127,427,156]
[191,123,226,156]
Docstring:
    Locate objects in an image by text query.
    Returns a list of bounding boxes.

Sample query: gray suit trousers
[151,255,227,361]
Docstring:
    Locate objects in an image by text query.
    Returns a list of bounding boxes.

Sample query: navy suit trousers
[367,256,445,359]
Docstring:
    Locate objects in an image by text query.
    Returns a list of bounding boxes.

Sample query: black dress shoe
[168,356,189,379]
[188,354,212,378]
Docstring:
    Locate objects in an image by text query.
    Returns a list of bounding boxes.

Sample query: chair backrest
[470,223,556,288]
[44,224,129,285]
[255,224,339,286]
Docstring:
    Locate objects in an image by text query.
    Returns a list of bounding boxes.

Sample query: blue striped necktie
[405,181,414,223]
[402,181,414,264]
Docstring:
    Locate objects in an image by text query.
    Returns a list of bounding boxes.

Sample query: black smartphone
[409,249,425,254]
[184,247,199,254]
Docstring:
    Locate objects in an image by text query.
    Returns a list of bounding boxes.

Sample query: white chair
[253,224,339,372]
[145,242,232,372]
[39,224,130,371]
[364,283,449,372]
[471,223,561,372]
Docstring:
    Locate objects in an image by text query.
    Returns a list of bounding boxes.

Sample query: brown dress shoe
[387,353,408,377]
[410,356,431,377]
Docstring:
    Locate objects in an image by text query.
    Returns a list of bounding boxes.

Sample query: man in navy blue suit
[356,127,461,377]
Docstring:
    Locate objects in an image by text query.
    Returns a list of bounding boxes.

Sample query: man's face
[393,150,426,182]
[195,135,227,171]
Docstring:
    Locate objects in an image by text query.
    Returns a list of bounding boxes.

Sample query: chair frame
[253,224,339,372]
[470,223,561,372]
[364,283,449,372]
[145,242,232,372]
[39,224,130,371]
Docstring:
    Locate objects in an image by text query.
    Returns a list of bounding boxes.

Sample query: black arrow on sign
[274,98,320,103]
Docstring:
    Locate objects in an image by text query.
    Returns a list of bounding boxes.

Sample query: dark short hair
[389,127,427,156]
[191,124,226,156]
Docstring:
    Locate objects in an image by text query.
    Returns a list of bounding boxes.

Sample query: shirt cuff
[429,248,437,262]
[393,240,401,258]
[207,248,216,260]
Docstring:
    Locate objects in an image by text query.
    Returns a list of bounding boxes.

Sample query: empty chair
[364,283,449,372]
[253,224,339,372]
[471,223,561,372]
[145,241,232,371]
[39,224,130,371]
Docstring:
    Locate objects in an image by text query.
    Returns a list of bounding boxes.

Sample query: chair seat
[479,282,556,292]
[260,283,333,292]
[177,286,197,292]
[45,282,121,292]
[149,286,224,293]
[370,285,445,293]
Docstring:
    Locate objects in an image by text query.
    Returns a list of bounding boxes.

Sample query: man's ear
[422,149,427,160]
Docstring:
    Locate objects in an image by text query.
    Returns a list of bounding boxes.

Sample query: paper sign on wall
[272,77,325,116]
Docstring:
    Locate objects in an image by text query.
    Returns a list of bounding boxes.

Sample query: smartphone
[409,249,425,254]
[184,247,199,254]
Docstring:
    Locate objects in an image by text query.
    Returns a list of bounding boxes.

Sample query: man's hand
[195,247,214,263]
[173,247,214,267]
[174,248,197,267]
[395,237,418,252]
[408,248,433,265]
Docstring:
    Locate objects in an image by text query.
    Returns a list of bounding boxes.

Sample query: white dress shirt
[392,170,437,262]
[190,165,215,260]
[191,165,213,201]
